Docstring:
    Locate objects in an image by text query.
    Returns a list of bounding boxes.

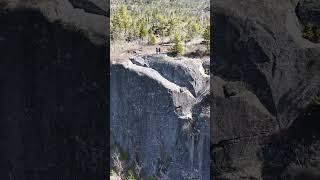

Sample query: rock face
[131,55,210,97]
[110,57,210,179]
[0,1,108,179]
[111,1,320,179]
[69,0,108,16]
[4,0,108,45]
[212,0,320,179]
[297,0,320,26]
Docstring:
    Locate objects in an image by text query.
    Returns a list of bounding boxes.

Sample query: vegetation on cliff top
[110,0,209,57]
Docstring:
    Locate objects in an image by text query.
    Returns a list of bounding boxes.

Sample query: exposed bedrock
[130,55,210,98]
[296,0,320,26]
[111,58,210,179]
[3,0,108,45]
[0,2,108,180]
[212,0,320,179]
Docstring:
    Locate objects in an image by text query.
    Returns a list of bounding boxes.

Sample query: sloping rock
[131,55,210,98]
[69,0,108,16]
[3,0,108,45]
[69,0,108,17]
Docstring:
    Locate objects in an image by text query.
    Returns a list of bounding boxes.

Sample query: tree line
[110,2,210,56]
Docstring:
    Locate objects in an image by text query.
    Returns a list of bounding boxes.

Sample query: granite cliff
[212,0,320,179]
[0,0,108,179]
[110,56,210,179]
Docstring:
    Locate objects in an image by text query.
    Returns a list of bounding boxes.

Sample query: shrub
[302,24,320,42]
[110,170,117,176]
[126,170,136,180]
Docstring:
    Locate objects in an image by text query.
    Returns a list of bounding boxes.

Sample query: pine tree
[150,34,157,45]
[203,25,210,52]
[139,23,148,40]
[110,0,210,46]
[171,32,184,56]
[111,6,132,41]
[186,20,201,41]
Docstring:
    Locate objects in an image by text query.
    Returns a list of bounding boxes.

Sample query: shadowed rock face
[0,6,108,180]
[296,0,320,26]
[212,0,320,179]
[3,0,109,45]
[111,59,210,179]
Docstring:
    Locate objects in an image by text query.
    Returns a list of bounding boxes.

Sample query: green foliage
[203,25,210,52]
[186,20,202,41]
[302,24,320,42]
[110,135,117,150]
[111,1,210,44]
[204,68,210,75]
[126,170,136,180]
[119,149,129,161]
[150,34,157,45]
[110,170,117,176]
[315,28,320,40]
[311,95,320,106]
[303,24,315,40]
[111,6,132,40]
[139,23,148,40]
[171,32,184,56]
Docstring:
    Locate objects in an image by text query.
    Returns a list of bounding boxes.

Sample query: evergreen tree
[203,25,210,52]
[110,0,210,55]
[150,34,157,45]
[139,23,148,40]
[171,32,184,56]
[186,20,201,41]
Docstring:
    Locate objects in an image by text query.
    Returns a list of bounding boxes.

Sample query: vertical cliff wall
[110,57,210,179]
[0,1,108,179]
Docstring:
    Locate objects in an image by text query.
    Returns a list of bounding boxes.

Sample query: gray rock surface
[131,55,210,98]
[69,0,108,16]
[111,58,210,179]
[297,0,320,26]
[3,0,108,45]
[0,1,108,179]
[111,1,320,179]
[212,0,320,179]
